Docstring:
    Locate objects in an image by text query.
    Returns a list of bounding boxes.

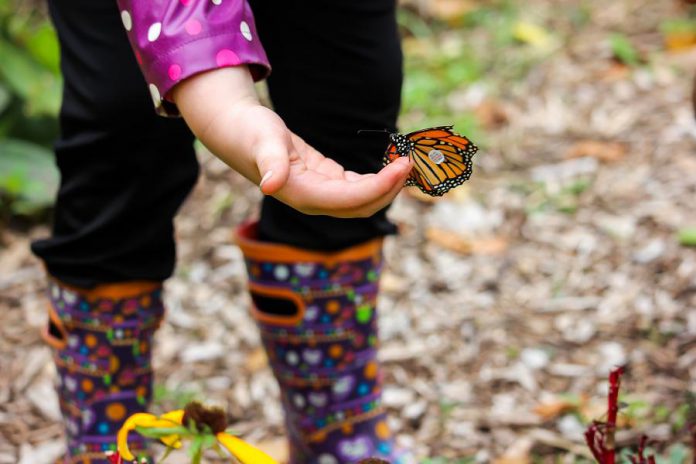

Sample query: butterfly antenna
[357,129,390,135]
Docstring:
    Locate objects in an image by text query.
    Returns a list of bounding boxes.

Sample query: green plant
[0,0,60,217]
[677,228,696,247]
[609,33,641,67]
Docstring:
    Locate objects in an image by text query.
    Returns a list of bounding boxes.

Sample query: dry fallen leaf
[513,21,554,50]
[596,62,632,81]
[245,347,268,373]
[533,399,579,421]
[494,436,535,464]
[564,140,627,163]
[665,33,696,51]
[255,437,288,463]
[428,0,476,23]
[426,228,508,255]
[475,100,509,130]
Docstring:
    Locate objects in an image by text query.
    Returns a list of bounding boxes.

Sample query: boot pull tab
[248,283,306,326]
[42,304,68,349]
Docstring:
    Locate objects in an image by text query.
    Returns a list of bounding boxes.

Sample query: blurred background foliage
[0,0,59,218]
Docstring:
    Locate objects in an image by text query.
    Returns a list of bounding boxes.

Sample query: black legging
[31,0,403,288]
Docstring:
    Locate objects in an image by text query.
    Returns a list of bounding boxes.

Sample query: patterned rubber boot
[235,222,414,464]
[43,279,164,463]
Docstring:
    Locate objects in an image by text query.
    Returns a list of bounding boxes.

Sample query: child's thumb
[255,141,291,195]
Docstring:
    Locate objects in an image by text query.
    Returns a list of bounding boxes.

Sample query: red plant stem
[585,423,605,463]
[604,366,625,464]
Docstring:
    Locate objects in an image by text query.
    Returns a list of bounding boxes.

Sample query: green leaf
[201,433,217,448]
[0,38,61,116]
[0,138,58,213]
[0,84,10,114]
[667,443,688,464]
[158,446,176,463]
[212,443,227,458]
[25,24,61,75]
[133,425,189,439]
[609,33,640,67]
[188,435,204,464]
[660,18,696,35]
[672,403,690,430]
[678,228,696,247]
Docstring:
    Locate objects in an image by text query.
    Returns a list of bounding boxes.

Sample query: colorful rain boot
[235,222,414,464]
[43,278,165,463]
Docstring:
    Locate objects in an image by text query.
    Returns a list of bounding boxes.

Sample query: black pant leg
[249,0,404,250]
[31,0,199,288]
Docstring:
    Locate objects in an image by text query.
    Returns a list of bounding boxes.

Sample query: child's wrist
[171,65,259,112]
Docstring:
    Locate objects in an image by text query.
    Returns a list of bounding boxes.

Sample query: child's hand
[173,67,412,218]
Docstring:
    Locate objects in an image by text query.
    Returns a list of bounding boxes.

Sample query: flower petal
[117,410,185,459]
[216,433,279,464]
[161,409,185,423]
[117,413,158,460]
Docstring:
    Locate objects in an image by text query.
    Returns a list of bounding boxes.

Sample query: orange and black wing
[385,126,477,197]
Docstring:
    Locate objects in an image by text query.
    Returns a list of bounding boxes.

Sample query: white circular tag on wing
[428,149,445,164]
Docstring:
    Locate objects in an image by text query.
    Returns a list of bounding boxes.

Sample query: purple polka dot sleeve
[116,0,270,116]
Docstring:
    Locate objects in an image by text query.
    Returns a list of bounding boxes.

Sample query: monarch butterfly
[383,125,478,197]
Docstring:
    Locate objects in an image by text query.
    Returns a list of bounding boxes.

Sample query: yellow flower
[117,403,278,464]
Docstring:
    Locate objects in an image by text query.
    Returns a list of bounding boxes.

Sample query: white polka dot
[67,420,79,435]
[240,21,252,41]
[148,84,161,106]
[318,454,338,464]
[121,11,132,31]
[293,394,305,408]
[63,290,77,304]
[82,409,93,426]
[211,0,222,4]
[273,265,289,280]
[65,377,77,392]
[147,22,162,42]
[294,263,315,277]
[286,351,299,366]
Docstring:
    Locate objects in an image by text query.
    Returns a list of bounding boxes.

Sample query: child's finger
[338,159,411,217]
[311,157,411,215]
[255,141,291,195]
[355,169,409,216]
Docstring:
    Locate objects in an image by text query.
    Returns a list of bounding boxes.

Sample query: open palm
[246,106,412,218]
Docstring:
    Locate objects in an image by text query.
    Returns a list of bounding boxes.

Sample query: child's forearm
[171,66,267,185]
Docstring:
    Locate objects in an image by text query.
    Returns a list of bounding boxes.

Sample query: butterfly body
[383,125,478,197]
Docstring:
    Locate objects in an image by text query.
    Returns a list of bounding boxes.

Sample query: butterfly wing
[408,126,477,196]
[383,126,478,197]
